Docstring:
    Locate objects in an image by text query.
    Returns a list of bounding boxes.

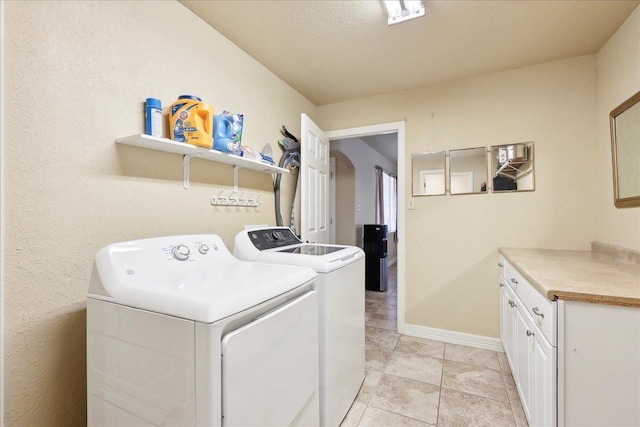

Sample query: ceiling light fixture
[384,0,425,26]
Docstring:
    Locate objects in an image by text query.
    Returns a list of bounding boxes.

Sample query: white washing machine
[233,227,365,427]
[87,234,320,427]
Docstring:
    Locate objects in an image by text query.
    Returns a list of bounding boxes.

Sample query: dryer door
[221,290,319,426]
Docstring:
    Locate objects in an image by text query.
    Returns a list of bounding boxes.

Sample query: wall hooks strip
[211,189,262,207]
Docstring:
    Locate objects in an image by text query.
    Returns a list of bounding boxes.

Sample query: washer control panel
[249,228,302,250]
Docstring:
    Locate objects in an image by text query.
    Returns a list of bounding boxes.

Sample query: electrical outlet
[408,199,415,210]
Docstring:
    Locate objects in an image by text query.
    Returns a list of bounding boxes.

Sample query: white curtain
[375,166,385,225]
[375,166,398,242]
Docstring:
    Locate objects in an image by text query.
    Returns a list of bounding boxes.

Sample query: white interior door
[301,113,330,243]
[450,171,474,194]
[419,169,445,195]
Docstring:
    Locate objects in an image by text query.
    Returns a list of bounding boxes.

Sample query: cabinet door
[515,306,533,422]
[500,281,516,370]
[531,330,557,427]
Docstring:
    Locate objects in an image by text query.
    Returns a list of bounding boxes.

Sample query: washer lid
[88,235,317,323]
[233,227,364,273]
[252,245,364,273]
[276,244,345,256]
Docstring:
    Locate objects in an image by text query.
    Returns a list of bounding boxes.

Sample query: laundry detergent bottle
[169,95,214,149]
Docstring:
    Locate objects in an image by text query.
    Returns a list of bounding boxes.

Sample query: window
[381,170,397,233]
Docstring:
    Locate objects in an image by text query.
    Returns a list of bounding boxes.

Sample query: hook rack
[211,189,262,207]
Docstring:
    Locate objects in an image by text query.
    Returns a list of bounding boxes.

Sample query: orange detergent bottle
[169,95,214,149]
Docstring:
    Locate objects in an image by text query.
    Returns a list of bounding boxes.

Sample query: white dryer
[87,234,320,427]
[234,227,365,427]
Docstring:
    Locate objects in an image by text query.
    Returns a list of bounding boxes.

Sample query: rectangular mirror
[449,147,488,195]
[412,151,446,196]
[610,90,640,208]
[490,142,535,192]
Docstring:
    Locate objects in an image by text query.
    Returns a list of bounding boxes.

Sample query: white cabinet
[500,257,557,427]
[560,301,640,426]
[499,277,516,369]
[500,250,640,427]
[514,306,534,421]
[532,330,556,427]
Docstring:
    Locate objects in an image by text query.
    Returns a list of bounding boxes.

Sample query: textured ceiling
[180,0,639,106]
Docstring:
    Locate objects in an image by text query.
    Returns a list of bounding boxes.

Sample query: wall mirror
[412,151,446,196]
[449,147,488,195]
[490,142,535,192]
[610,90,640,208]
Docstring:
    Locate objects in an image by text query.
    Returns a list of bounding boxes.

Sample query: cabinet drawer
[505,260,523,294]
[524,283,556,345]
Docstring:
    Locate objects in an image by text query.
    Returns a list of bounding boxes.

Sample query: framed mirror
[490,142,535,192]
[412,151,446,196]
[449,147,488,195]
[610,90,640,208]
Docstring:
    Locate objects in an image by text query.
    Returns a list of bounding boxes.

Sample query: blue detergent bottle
[214,111,243,154]
[145,98,163,137]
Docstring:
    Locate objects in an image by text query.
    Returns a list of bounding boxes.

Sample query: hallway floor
[342,263,528,427]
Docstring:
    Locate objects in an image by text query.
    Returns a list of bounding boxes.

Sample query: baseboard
[388,257,397,266]
[402,323,504,352]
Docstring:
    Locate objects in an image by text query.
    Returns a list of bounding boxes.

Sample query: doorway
[326,122,406,334]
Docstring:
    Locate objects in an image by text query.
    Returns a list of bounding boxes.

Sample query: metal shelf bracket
[183,155,247,191]
[182,154,201,190]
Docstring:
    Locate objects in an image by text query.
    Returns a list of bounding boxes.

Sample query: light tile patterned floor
[342,263,528,427]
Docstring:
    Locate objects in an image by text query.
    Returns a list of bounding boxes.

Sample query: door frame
[326,121,406,334]
[1,1,6,420]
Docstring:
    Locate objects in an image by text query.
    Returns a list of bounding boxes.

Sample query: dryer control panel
[161,240,220,262]
[248,228,302,250]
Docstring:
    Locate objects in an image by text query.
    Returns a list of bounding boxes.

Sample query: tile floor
[341,263,528,427]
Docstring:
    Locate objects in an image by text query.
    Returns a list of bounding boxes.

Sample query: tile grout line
[500,364,520,426]
[360,278,399,426]
[435,344,447,427]
[362,269,521,426]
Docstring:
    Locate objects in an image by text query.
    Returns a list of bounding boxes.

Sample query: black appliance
[493,175,517,191]
[363,224,388,292]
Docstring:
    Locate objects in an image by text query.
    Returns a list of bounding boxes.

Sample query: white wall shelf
[116,134,287,189]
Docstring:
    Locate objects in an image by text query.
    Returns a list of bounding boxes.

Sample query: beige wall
[3,1,639,424]
[594,6,640,250]
[2,1,315,424]
[318,55,598,337]
[332,151,356,246]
